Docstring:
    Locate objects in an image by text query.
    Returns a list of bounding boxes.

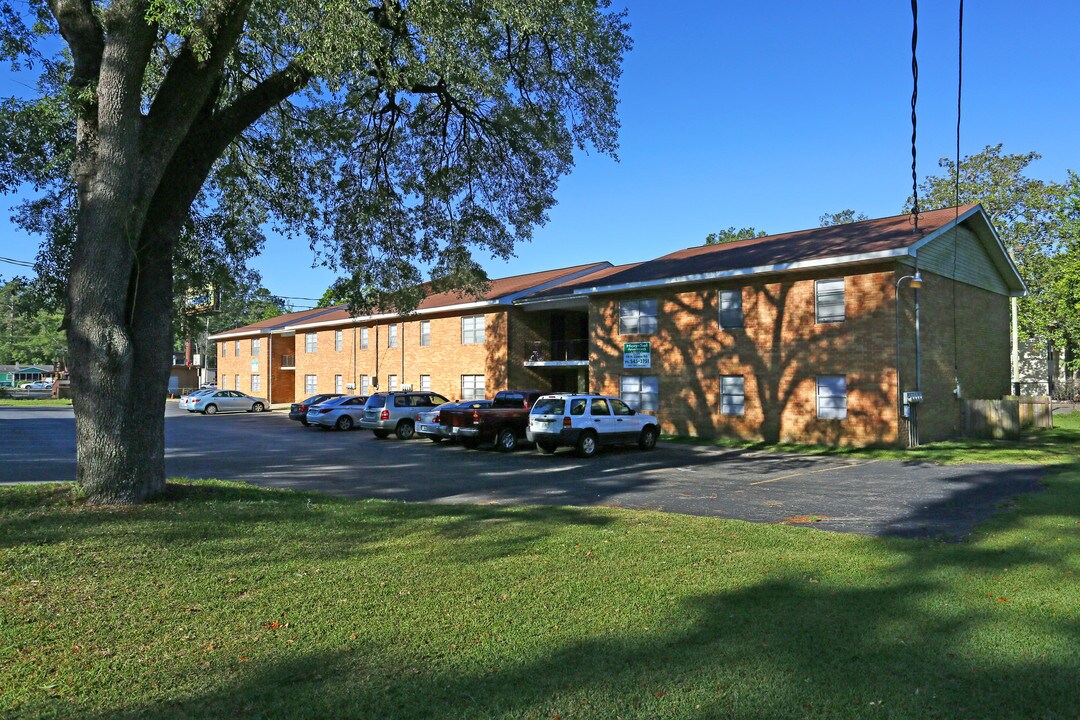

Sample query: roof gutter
[285,299,502,331]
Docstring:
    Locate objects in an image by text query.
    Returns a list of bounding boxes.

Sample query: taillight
[299,404,307,411]
[380,409,390,420]
[433,412,440,422]
[472,409,480,425]
[563,417,572,428]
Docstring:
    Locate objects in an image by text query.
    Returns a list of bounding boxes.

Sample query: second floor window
[719,290,743,329]
[251,338,261,356]
[234,340,240,357]
[420,320,431,346]
[305,333,317,353]
[815,279,845,323]
[619,299,657,335]
[461,316,485,344]
[360,327,369,349]
[388,324,398,348]
[335,330,343,351]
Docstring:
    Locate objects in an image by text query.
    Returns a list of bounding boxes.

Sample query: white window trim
[620,375,659,413]
[720,375,745,416]
[815,278,846,324]
[816,375,848,420]
[719,289,744,330]
[619,299,658,335]
[461,316,485,345]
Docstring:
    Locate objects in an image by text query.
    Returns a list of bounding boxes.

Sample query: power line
[0,255,35,268]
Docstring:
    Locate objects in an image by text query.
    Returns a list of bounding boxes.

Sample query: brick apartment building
[212,204,1024,446]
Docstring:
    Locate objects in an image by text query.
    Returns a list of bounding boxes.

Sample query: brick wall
[288,308,512,402]
[590,265,904,446]
[896,269,1011,442]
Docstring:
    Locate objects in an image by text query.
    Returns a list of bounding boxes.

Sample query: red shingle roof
[208,306,343,339]
[567,205,978,290]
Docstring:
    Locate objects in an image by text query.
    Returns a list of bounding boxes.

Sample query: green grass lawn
[2,418,1078,719]
[0,398,72,407]
[663,411,1080,465]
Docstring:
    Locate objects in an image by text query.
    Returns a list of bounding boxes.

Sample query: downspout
[268,333,273,404]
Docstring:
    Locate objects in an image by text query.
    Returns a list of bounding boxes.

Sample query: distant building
[0,364,53,387]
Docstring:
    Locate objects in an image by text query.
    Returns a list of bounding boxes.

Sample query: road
[0,402,1046,539]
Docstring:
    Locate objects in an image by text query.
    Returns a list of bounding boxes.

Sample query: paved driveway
[0,403,1045,539]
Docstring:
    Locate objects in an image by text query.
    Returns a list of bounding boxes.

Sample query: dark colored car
[289,393,344,425]
[439,390,544,451]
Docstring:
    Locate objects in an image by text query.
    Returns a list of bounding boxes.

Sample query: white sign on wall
[251,359,259,372]
[623,342,651,369]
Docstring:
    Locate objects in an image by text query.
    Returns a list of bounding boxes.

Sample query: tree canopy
[819,209,868,227]
[704,227,768,246]
[0,276,66,364]
[0,0,631,503]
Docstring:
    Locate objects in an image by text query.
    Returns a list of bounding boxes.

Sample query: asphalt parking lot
[0,402,1046,539]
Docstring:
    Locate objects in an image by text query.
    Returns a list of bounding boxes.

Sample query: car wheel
[373,429,391,439]
[461,438,480,450]
[575,430,598,458]
[537,442,558,454]
[638,426,658,450]
[395,420,415,440]
[203,404,217,415]
[252,402,265,413]
[335,415,354,431]
[496,427,518,452]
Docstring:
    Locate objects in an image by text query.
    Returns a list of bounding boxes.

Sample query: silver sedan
[189,390,269,415]
[306,395,369,430]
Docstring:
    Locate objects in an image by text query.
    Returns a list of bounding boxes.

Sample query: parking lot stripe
[749,460,879,486]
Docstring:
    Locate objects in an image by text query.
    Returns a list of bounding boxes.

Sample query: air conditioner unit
[401,384,413,391]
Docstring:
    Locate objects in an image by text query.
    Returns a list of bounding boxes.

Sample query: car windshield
[365,395,387,409]
[531,398,565,415]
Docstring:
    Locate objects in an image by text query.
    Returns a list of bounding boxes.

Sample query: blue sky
[2,1,1078,308]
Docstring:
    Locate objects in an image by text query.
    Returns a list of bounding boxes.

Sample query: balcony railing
[524,339,588,364]
[280,355,296,369]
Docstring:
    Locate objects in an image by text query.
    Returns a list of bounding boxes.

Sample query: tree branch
[209,62,311,146]
[46,0,104,87]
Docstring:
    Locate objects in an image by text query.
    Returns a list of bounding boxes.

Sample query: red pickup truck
[440,390,544,451]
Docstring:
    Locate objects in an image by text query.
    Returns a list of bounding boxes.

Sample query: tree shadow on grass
[59,574,1079,720]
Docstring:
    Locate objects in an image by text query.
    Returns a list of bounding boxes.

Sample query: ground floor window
[251,375,261,393]
[388,374,398,392]
[620,375,659,413]
[816,375,847,420]
[461,374,485,401]
[234,375,239,393]
[305,374,317,394]
[360,375,370,395]
[420,374,431,392]
[335,374,343,394]
[720,375,744,415]
[221,375,228,390]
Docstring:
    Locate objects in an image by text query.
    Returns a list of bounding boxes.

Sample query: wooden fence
[962,396,1053,439]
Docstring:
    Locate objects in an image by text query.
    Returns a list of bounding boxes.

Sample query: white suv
[526,393,659,458]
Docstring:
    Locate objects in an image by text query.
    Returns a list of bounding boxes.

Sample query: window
[305,332,317,353]
[420,320,431,346]
[360,375,370,395]
[221,375,227,389]
[461,374,485,401]
[610,398,634,416]
[251,374,261,393]
[360,327,369,350]
[619,299,658,335]
[388,374,398,392]
[335,330,343,351]
[461,316,485,345]
[815,279,845,323]
[221,343,226,358]
[234,374,239,391]
[335,374,343,394]
[720,375,745,416]
[621,375,659,413]
[590,398,610,415]
[305,374,317,394]
[420,374,431,392]
[816,375,847,420]
[234,340,240,357]
[251,338,261,356]
[719,289,743,329]
[388,324,398,348]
